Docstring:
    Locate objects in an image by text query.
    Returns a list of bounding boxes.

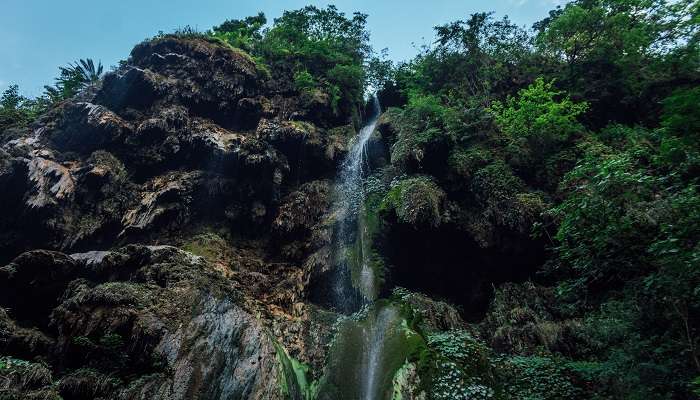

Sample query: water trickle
[361,306,399,400]
[318,303,412,400]
[318,95,413,400]
[330,94,382,312]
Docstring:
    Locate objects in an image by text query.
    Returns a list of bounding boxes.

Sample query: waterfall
[361,306,399,400]
[330,94,382,312]
[318,95,409,400]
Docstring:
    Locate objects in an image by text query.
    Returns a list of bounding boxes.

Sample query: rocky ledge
[0,36,356,400]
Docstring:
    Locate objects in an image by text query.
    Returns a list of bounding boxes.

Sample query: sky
[1,0,565,97]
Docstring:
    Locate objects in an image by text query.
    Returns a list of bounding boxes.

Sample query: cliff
[0,36,353,400]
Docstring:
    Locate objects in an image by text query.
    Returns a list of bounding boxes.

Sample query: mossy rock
[381,176,445,228]
[316,303,426,400]
[180,232,230,264]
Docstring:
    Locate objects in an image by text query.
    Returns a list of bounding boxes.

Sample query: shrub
[424,331,497,400]
[489,78,587,160]
[471,161,544,233]
[257,5,370,117]
[0,85,46,132]
[661,86,700,139]
[210,12,266,52]
[381,176,445,227]
[447,146,493,179]
[495,355,582,399]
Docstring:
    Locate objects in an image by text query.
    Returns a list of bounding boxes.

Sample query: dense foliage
[1,1,698,398]
[373,0,699,397]
[209,5,372,120]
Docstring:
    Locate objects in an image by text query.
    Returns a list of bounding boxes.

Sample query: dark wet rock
[393,289,465,333]
[0,308,55,359]
[100,37,264,129]
[152,296,283,400]
[295,89,336,125]
[366,125,390,171]
[25,157,77,209]
[0,35,348,264]
[120,170,204,238]
[57,368,121,400]
[0,245,288,400]
[273,180,332,264]
[257,119,348,182]
[274,180,331,237]
[0,250,79,327]
[0,358,55,399]
[98,67,163,111]
[50,102,133,154]
[0,35,363,400]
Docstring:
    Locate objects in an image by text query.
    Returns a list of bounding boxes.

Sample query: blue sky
[1,0,564,97]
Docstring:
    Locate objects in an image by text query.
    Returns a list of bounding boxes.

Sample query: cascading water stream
[331,94,382,311]
[318,95,410,400]
[361,306,399,400]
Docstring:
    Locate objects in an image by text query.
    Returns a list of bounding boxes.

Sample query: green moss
[363,183,385,238]
[340,175,390,300]
[99,333,124,349]
[391,361,416,400]
[466,161,548,246]
[290,120,317,134]
[316,302,426,400]
[180,233,229,264]
[0,356,31,370]
[87,282,145,306]
[381,176,444,227]
[0,356,55,395]
[420,330,498,400]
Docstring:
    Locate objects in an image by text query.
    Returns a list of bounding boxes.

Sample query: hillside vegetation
[0,1,698,399]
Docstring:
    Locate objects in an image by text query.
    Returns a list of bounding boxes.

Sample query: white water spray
[323,95,406,400]
[361,306,399,400]
[332,94,382,309]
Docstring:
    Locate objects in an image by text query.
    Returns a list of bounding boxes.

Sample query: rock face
[0,35,510,400]
[0,36,351,399]
[0,37,349,265]
[0,245,284,399]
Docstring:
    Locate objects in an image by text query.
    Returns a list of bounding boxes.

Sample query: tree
[44,59,103,102]
[211,12,267,52]
[256,5,371,118]
[535,0,700,128]
[407,12,532,102]
[488,77,588,168]
[0,85,43,132]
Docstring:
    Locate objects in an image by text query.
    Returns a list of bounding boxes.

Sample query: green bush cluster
[0,356,58,399]
[381,176,445,228]
[447,146,493,179]
[489,78,587,144]
[0,85,44,133]
[1,58,103,135]
[373,0,699,397]
[208,6,371,119]
[495,355,581,399]
[422,331,497,400]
